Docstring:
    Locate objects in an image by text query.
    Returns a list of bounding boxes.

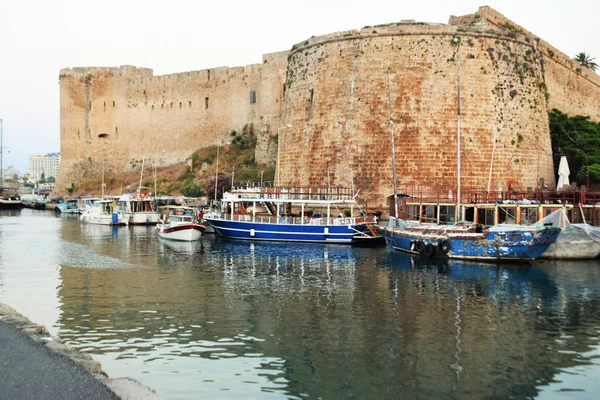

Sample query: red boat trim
[157,224,206,234]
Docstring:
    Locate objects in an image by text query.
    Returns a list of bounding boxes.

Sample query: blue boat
[204,185,383,245]
[55,198,80,214]
[382,221,561,261]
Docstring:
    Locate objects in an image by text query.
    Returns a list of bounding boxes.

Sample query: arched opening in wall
[98,133,109,139]
[189,101,192,107]
[205,97,209,109]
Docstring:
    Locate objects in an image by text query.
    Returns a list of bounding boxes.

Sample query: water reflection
[2,211,600,399]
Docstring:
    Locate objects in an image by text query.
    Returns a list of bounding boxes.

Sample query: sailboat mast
[387,63,399,220]
[138,156,145,193]
[454,36,462,223]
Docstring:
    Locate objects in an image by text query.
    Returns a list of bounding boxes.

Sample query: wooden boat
[204,185,383,245]
[156,206,206,241]
[382,221,561,261]
[117,192,160,225]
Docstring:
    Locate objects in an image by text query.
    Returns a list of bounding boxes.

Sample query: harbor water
[2,209,600,399]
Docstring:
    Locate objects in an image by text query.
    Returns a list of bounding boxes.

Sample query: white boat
[539,209,600,259]
[156,206,206,241]
[117,193,160,225]
[81,199,129,225]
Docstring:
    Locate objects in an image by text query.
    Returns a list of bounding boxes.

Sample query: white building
[29,153,60,180]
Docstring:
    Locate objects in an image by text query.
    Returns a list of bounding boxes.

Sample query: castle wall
[279,22,554,206]
[56,7,600,205]
[56,53,288,191]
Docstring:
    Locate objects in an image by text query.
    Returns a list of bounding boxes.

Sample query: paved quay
[0,303,160,400]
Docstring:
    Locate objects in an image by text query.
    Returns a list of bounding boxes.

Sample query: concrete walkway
[0,320,120,399]
[0,303,161,400]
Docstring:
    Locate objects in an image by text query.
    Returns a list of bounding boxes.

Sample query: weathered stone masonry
[57,7,600,207]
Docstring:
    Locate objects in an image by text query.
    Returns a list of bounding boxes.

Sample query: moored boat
[81,199,129,225]
[538,209,600,259]
[55,198,80,214]
[0,188,23,209]
[382,220,561,261]
[156,206,206,241]
[204,185,383,245]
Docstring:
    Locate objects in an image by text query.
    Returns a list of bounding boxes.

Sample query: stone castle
[56,6,600,206]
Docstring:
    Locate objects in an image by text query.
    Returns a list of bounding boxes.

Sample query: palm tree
[573,52,598,72]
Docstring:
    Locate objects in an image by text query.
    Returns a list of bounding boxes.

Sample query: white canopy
[556,155,570,190]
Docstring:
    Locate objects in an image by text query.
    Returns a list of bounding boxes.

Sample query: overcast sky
[1,0,597,173]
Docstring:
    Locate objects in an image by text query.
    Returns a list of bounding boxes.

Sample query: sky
[1,0,598,173]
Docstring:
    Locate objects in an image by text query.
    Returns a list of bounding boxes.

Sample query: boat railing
[216,214,376,225]
[230,185,357,202]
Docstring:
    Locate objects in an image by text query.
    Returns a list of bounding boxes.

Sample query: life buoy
[424,243,436,257]
[415,241,425,253]
[438,240,451,254]
[133,193,138,199]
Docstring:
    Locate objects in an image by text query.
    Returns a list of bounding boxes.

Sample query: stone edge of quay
[0,302,162,400]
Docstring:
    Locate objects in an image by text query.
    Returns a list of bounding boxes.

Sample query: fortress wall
[467,6,600,121]
[57,56,287,191]
[280,23,553,206]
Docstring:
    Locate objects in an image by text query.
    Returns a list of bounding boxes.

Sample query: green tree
[549,109,600,186]
[573,52,598,72]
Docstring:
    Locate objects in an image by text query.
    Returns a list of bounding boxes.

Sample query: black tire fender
[424,243,436,257]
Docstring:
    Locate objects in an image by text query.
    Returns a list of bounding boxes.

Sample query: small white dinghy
[156,206,206,241]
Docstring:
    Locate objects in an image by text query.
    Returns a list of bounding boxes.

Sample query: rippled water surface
[2,209,600,399]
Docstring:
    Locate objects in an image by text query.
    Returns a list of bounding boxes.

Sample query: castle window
[309,89,314,106]
[189,101,192,107]
[98,133,109,139]
[113,101,115,108]
[115,127,118,135]
[283,83,286,97]
[179,102,182,108]
[250,90,256,104]
[152,105,154,110]
[104,101,106,111]
[205,97,209,109]
[208,70,211,81]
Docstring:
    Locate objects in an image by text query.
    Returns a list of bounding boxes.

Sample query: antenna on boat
[138,156,145,194]
[386,62,399,221]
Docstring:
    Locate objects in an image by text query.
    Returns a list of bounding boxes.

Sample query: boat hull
[205,217,380,244]
[156,223,205,241]
[0,200,23,209]
[382,226,561,261]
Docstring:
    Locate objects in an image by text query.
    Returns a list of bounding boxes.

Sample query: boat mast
[454,36,462,222]
[138,156,145,194]
[387,63,399,221]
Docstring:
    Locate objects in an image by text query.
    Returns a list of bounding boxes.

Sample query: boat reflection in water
[48,216,600,400]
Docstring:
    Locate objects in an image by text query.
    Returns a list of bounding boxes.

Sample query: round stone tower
[279,19,554,206]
